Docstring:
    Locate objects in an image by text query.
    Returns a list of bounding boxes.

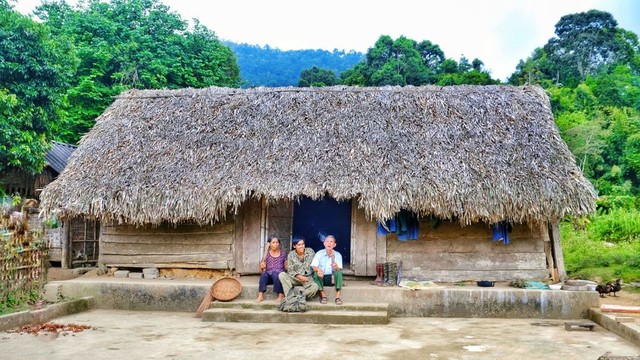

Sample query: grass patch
[562,215,640,283]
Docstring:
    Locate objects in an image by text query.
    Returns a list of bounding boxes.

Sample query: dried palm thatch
[40,85,596,226]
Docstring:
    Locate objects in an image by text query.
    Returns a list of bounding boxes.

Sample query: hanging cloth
[492,221,512,244]
[377,210,419,241]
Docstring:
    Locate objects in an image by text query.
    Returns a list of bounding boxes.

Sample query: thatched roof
[41,85,596,226]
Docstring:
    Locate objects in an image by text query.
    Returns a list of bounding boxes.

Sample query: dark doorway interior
[292,196,352,264]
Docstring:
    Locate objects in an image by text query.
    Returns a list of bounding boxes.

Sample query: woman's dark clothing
[258,251,287,293]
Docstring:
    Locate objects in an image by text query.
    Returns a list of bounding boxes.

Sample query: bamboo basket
[211,277,242,302]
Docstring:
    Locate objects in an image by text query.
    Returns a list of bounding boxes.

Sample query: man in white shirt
[311,235,344,305]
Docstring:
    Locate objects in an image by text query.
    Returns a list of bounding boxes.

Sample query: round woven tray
[212,277,242,302]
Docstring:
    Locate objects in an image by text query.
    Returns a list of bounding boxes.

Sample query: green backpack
[278,289,307,312]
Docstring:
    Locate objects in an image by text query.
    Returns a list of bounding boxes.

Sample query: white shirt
[311,249,343,275]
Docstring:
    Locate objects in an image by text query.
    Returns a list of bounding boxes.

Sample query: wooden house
[40,86,596,281]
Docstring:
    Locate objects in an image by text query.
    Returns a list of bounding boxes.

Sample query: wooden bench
[564,321,596,331]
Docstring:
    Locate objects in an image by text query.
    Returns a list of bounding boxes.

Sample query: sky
[12,0,640,82]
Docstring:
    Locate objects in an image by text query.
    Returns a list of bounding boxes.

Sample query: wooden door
[233,198,263,274]
[267,199,293,254]
[350,199,382,276]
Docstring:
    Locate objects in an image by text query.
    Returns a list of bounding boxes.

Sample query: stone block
[114,270,130,278]
[128,272,144,279]
[143,268,159,276]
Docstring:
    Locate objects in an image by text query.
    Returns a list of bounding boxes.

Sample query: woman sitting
[255,236,288,303]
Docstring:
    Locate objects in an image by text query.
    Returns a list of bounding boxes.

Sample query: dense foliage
[508,10,640,281]
[340,35,499,86]
[34,0,241,143]
[0,0,75,173]
[226,42,363,87]
[510,10,640,205]
[298,66,341,87]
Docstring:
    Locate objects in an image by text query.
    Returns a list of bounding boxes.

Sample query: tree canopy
[509,10,640,208]
[340,35,499,86]
[1,0,76,173]
[35,0,241,143]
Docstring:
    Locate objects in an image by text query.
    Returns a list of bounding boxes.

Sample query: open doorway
[292,196,352,264]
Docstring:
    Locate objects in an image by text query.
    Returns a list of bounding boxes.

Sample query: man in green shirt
[278,237,319,300]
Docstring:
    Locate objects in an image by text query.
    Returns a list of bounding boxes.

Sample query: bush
[562,218,640,282]
[588,208,640,242]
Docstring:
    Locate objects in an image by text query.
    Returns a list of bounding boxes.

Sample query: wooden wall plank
[102,256,229,269]
[101,243,231,255]
[100,233,233,245]
[399,252,547,270]
[387,220,547,281]
[101,223,235,235]
[100,219,235,270]
[402,269,550,282]
[104,253,231,265]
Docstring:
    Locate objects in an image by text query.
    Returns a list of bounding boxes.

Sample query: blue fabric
[492,221,512,244]
[377,210,419,240]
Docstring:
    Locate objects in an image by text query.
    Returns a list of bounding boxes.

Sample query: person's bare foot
[275,294,284,302]
[254,293,264,304]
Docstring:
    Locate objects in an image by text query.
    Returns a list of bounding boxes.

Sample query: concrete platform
[43,275,599,319]
[2,310,639,360]
[590,308,640,347]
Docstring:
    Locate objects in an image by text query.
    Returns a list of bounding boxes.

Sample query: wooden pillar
[540,222,558,282]
[376,234,387,264]
[549,221,567,281]
[61,220,71,269]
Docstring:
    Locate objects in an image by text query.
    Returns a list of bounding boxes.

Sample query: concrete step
[210,300,389,312]
[202,308,389,325]
[201,300,389,324]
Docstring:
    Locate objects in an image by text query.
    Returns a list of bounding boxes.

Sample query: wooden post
[549,221,567,281]
[540,222,558,282]
[61,220,70,269]
[376,234,387,264]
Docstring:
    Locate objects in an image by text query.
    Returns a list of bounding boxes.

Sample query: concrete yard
[1,309,639,360]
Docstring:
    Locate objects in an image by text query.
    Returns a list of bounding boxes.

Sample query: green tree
[546,10,636,86]
[0,0,76,173]
[341,35,497,86]
[298,66,340,87]
[36,0,241,143]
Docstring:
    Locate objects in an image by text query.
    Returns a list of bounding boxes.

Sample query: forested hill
[226,42,364,87]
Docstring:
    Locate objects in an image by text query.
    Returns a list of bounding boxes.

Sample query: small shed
[40,85,596,281]
[1,141,99,267]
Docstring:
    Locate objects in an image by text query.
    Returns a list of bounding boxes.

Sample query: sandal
[320,297,327,304]
[335,298,342,305]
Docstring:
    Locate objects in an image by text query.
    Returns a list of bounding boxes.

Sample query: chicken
[596,283,611,297]
[607,279,622,297]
